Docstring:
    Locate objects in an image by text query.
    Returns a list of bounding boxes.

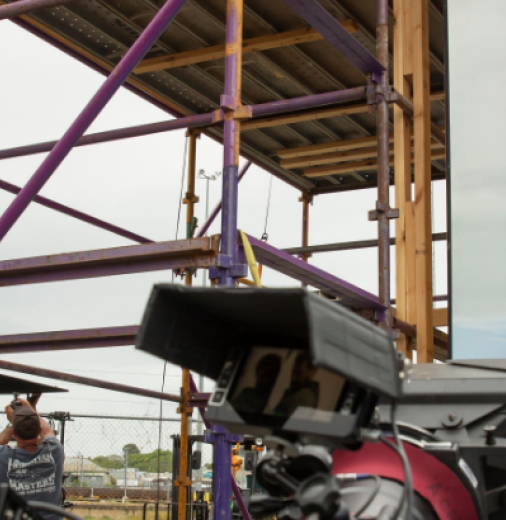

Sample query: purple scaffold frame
[0,0,407,519]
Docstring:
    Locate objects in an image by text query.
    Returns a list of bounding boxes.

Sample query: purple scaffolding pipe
[0,0,74,19]
[0,0,188,243]
[218,0,242,289]
[0,359,182,402]
[251,86,367,118]
[0,112,217,161]
[375,0,391,325]
[189,376,251,520]
[0,178,152,244]
[197,161,251,238]
[0,87,367,161]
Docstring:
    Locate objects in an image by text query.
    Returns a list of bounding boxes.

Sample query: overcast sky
[0,21,448,420]
[448,0,506,358]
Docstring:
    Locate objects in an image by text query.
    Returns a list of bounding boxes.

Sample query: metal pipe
[0,359,182,402]
[0,87,366,163]
[0,0,188,243]
[284,232,447,255]
[197,161,251,238]
[0,0,74,19]
[375,0,391,326]
[251,86,367,118]
[0,112,217,161]
[0,178,152,244]
[218,0,243,287]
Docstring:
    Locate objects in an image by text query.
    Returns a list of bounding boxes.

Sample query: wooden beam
[243,90,440,132]
[303,149,445,178]
[433,307,448,328]
[277,92,445,160]
[242,103,369,131]
[134,21,358,74]
[282,141,443,169]
[412,0,434,363]
[394,0,414,359]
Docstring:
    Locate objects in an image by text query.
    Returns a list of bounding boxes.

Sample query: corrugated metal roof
[8,0,446,193]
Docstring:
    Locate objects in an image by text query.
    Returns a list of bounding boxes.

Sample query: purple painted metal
[0,87,364,162]
[0,112,218,161]
[280,0,384,81]
[0,0,188,243]
[0,359,182,402]
[231,478,250,520]
[0,237,217,286]
[0,0,73,20]
[375,0,391,326]
[251,86,367,118]
[247,234,384,310]
[218,0,244,287]
[0,325,138,354]
[197,161,251,238]
[0,178,152,243]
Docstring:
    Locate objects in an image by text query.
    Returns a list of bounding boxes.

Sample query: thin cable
[156,134,187,513]
[380,403,414,520]
[172,134,189,282]
[262,175,273,239]
[355,475,382,517]
[156,362,168,512]
[28,501,83,520]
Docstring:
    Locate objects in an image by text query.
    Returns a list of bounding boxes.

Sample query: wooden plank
[405,202,416,360]
[412,0,434,363]
[282,141,443,169]
[135,21,358,74]
[433,307,448,328]
[394,0,414,359]
[242,103,369,131]
[303,149,445,178]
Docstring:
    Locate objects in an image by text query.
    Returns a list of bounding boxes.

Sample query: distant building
[110,468,140,488]
[64,457,111,487]
[138,472,172,490]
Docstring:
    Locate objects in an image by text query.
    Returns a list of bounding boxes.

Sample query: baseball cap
[12,406,41,440]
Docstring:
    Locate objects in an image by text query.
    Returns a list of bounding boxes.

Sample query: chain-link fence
[1,412,215,520]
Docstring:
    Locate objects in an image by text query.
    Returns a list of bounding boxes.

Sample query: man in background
[0,395,64,520]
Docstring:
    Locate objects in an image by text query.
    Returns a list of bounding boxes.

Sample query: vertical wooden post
[299,192,312,263]
[412,0,434,362]
[177,129,198,520]
[393,0,414,358]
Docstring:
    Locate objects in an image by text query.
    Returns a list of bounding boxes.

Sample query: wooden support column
[299,192,312,263]
[393,0,414,359]
[176,130,198,520]
[412,0,434,362]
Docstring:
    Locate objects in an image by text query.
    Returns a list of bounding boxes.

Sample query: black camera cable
[27,501,83,520]
[379,403,414,520]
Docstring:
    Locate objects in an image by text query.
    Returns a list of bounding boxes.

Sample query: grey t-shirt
[0,437,64,520]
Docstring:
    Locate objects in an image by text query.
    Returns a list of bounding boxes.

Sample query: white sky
[0,21,448,419]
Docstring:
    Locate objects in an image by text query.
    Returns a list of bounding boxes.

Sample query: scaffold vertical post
[218,0,244,287]
[177,129,198,520]
[375,0,392,326]
[300,192,312,264]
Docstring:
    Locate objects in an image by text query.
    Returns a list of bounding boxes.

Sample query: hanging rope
[261,175,273,242]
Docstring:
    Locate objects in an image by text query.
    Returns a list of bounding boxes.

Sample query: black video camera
[136,286,506,520]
